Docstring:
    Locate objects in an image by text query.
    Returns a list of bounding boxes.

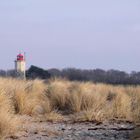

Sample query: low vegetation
[0,78,140,138]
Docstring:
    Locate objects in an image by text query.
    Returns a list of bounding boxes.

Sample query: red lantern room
[17,53,24,61]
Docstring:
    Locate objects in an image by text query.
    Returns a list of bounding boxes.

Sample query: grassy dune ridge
[0,78,140,138]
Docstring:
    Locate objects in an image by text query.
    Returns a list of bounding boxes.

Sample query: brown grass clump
[12,79,51,115]
[0,78,51,138]
[46,79,71,111]
[0,111,20,139]
[0,90,20,139]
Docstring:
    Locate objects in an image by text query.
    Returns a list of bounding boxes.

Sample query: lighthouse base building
[15,53,26,79]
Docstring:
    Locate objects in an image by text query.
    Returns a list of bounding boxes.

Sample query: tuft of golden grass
[0,78,51,138]
[0,112,21,140]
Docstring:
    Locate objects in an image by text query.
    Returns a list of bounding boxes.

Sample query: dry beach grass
[0,78,140,138]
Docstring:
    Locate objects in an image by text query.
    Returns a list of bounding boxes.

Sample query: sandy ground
[6,115,138,140]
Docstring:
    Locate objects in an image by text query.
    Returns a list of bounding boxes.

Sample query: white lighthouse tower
[15,53,26,79]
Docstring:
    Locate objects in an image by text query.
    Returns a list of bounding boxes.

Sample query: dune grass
[0,77,140,138]
[46,79,140,122]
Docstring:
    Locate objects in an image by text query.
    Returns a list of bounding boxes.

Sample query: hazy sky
[0,0,140,72]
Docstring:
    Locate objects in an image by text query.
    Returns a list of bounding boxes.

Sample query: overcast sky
[0,0,140,72]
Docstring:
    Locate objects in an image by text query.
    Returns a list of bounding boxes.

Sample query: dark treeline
[1,65,140,85]
[48,68,140,85]
[0,70,18,78]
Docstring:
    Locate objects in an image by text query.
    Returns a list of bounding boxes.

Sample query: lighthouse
[15,53,26,79]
